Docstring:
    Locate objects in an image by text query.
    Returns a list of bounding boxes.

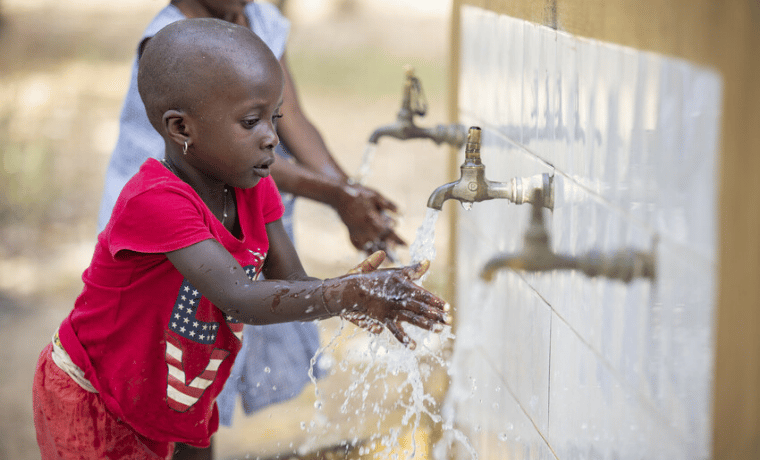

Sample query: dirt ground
[0,1,456,458]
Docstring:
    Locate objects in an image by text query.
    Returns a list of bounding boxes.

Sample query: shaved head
[137,17,282,133]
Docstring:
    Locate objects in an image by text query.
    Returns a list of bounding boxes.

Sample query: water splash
[355,143,378,185]
[304,309,470,459]
[295,207,480,459]
[344,325,456,460]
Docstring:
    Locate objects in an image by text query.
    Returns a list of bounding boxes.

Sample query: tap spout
[368,122,467,146]
[368,66,466,148]
[426,127,554,210]
[480,190,657,283]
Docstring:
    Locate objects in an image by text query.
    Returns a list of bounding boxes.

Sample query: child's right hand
[322,254,450,349]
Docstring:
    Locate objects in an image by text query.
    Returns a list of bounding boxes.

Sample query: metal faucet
[368,66,467,147]
[426,126,555,211]
[480,190,657,283]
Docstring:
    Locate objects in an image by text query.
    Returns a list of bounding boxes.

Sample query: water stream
[409,208,440,266]
[354,143,378,185]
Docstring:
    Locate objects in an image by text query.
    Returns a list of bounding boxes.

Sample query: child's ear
[163,109,191,149]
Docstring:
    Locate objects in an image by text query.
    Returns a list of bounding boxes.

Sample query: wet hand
[323,257,450,349]
[342,250,388,334]
[336,183,406,257]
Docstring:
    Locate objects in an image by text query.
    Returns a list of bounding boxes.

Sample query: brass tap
[426,127,554,211]
[368,66,467,147]
[480,190,657,283]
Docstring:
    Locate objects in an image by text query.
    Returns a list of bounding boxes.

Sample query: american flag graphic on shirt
[165,252,265,412]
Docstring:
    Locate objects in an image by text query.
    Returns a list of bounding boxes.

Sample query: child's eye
[242,118,259,128]
[272,112,283,122]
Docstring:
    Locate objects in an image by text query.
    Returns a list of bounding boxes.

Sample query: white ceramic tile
[440,343,556,460]
[549,318,696,460]
[448,6,721,460]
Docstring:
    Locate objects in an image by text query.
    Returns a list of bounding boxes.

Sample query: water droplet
[314,400,323,410]
[460,201,473,211]
[263,366,271,373]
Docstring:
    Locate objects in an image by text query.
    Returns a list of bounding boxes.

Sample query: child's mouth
[253,165,270,178]
[253,156,274,178]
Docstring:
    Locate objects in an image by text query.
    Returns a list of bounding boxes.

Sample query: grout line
[477,343,560,460]
[516,271,690,447]
[547,310,553,440]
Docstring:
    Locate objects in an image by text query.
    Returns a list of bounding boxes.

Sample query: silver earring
[183,140,188,155]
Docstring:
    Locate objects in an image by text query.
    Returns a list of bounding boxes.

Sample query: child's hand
[342,250,388,335]
[323,255,450,349]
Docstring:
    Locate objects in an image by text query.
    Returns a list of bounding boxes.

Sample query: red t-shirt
[57,159,284,447]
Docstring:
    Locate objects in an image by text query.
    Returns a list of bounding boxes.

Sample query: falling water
[409,208,440,265]
[305,315,458,459]
[355,143,378,185]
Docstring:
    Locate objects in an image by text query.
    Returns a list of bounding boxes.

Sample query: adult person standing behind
[98,1,406,458]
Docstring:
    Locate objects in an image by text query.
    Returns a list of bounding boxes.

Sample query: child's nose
[261,124,279,150]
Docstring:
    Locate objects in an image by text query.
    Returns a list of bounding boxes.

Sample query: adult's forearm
[276,53,348,182]
[270,157,350,209]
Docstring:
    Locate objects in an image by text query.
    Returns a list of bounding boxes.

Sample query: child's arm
[165,219,448,347]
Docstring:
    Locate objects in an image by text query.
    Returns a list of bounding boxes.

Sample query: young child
[102,4,405,456]
[32,18,448,460]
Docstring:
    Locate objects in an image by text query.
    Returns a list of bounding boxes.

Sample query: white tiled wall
[440,6,723,460]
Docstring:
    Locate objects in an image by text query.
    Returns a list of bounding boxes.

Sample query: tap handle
[464,127,481,160]
[531,189,545,224]
[402,66,427,117]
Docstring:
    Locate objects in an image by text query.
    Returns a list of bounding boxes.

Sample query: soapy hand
[324,251,449,349]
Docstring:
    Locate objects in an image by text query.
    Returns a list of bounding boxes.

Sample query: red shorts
[32,343,175,459]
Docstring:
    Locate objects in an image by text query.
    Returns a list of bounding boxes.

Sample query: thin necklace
[222,187,229,225]
[161,158,229,225]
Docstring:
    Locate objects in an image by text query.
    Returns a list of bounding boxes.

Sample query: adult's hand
[336,183,406,259]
